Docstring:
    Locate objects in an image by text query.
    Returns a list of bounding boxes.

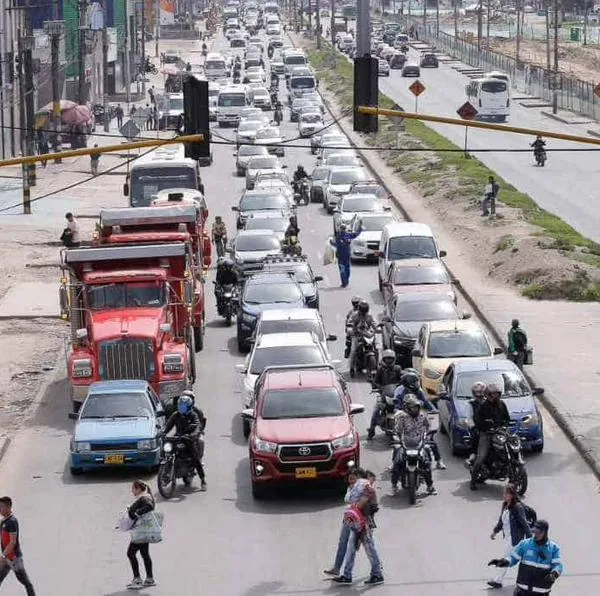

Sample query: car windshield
[330,170,367,185]
[388,236,437,259]
[291,76,315,89]
[245,217,287,232]
[240,194,287,211]
[261,387,344,419]
[285,55,307,65]
[250,345,324,375]
[254,89,269,98]
[258,319,324,339]
[328,155,359,166]
[312,167,329,181]
[358,215,394,230]
[394,300,457,322]
[301,114,322,123]
[80,392,152,419]
[236,234,281,251]
[351,184,386,199]
[239,145,268,157]
[341,196,379,212]
[392,265,450,285]
[238,121,260,132]
[244,282,302,304]
[256,128,280,139]
[88,282,166,309]
[218,94,246,107]
[427,330,491,358]
[455,370,530,399]
[247,156,279,169]
[241,108,262,119]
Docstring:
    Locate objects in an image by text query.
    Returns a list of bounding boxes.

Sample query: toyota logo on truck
[298,446,311,456]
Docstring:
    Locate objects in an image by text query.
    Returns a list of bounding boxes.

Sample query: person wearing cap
[488,519,563,595]
[333,223,361,287]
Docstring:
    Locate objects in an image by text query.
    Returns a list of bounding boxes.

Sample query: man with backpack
[508,319,528,371]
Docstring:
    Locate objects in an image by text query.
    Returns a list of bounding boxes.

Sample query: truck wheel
[194,320,204,352]
[188,339,197,384]
[252,480,268,500]
[243,417,251,438]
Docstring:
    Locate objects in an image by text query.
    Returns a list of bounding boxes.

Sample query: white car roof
[383,221,434,237]
[259,308,322,322]
[236,229,280,238]
[256,332,319,348]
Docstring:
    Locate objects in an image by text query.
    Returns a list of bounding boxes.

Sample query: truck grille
[99,339,154,381]
[279,443,331,462]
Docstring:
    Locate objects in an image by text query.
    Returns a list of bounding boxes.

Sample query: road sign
[409,80,426,97]
[120,119,141,142]
[457,101,478,121]
[595,83,600,98]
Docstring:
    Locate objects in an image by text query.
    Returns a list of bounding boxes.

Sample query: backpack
[513,329,527,350]
[521,503,537,527]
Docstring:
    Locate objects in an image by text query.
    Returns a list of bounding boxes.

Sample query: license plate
[295,467,317,479]
[104,454,124,465]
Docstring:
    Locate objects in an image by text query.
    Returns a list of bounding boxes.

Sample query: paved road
[1,32,600,596]
[374,47,600,243]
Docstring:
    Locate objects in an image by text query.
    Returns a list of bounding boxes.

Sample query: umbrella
[37,99,77,114]
[61,104,92,126]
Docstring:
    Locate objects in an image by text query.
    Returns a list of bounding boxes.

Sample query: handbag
[131,510,164,544]
[323,241,336,266]
[117,510,135,532]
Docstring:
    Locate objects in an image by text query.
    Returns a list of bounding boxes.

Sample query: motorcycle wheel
[512,465,528,496]
[183,475,193,487]
[407,470,417,505]
[225,311,232,326]
[157,460,176,499]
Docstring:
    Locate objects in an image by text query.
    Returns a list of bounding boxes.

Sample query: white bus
[124,144,204,207]
[217,85,249,127]
[465,77,510,122]
[205,52,229,80]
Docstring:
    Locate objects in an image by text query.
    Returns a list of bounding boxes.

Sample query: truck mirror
[185,280,194,306]
[75,328,88,341]
[59,285,70,320]
[123,182,129,196]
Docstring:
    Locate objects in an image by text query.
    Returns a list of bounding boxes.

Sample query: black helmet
[222,257,234,269]
[381,349,396,366]
[351,295,362,308]
[297,165,306,174]
[511,318,520,328]
[404,394,421,417]
[402,370,420,392]
[358,301,369,315]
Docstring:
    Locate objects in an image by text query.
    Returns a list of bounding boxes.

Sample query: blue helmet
[177,394,193,415]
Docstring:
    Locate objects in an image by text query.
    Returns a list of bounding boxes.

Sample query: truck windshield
[88,282,166,310]
[130,166,196,206]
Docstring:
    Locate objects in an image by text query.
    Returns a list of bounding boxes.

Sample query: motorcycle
[145,60,158,75]
[282,236,302,256]
[233,73,241,84]
[273,105,283,125]
[534,147,547,167]
[215,282,236,326]
[157,435,198,498]
[367,383,399,440]
[391,432,434,505]
[92,104,106,126]
[465,425,528,495]
[349,328,379,379]
[293,179,309,205]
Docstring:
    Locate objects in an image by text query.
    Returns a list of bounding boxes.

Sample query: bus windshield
[130,166,196,206]
[481,80,507,93]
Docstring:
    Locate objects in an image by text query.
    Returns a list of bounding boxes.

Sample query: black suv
[261,256,323,309]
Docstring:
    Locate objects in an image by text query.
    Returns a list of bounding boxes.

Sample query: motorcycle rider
[273,101,283,125]
[470,383,511,490]
[531,135,546,162]
[212,216,228,258]
[508,318,528,371]
[366,349,403,439]
[349,300,376,372]
[465,381,488,466]
[163,393,207,491]
[344,296,362,358]
[293,165,309,194]
[284,215,300,241]
[201,42,208,55]
[214,257,239,314]
[391,395,436,495]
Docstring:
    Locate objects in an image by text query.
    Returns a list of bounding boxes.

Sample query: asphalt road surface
[1,31,600,596]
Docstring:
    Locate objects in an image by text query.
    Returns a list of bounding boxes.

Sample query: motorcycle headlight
[76,441,91,452]
[72,358,93,378]
[520,413,539,428]
[223,292,233,298]
[241,312,255,324]
[138,439,157,451]
[163,354,184,374]
[253,436,277,453]
[332,432,356,451]
[456,416,474,430]
[423,367,442,380]
[163,442,173,453]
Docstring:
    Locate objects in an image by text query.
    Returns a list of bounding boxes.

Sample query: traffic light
[353,55,378,133]
[183,76,210,161]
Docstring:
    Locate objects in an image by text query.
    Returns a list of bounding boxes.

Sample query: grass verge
[307,43,600,301]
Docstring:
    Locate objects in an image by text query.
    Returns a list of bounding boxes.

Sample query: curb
[310,57,600,481]
[541,110,593,125]
[0,437,11,463]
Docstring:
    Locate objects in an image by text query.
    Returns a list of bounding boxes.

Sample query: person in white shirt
[61,212,80,247]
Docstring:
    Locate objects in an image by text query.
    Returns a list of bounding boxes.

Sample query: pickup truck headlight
[456,416,474,430]
[138,439,157,451]
[423,367,443,380]
[332,432,356,451]
[72,358,92,378]
[163,354,184,374]
[253,436,277,453]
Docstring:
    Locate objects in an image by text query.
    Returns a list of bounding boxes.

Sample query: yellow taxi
[411,319,503,396]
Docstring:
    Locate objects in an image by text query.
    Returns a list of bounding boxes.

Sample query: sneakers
[364,575,384,585]
[143,578,156,586]
[126,578,143,590]
[426,484,437,495]
[487,581,502,589]
[366,428,375,440]
[332,576,352,584]
[200,480,207,492]
[436,460,447,470]
[323,568,339,576]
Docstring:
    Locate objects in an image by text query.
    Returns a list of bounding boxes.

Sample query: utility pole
[155,0,160,58]
[584,1,589,46]
[423,0,427,27]
[330,0,335,45]
[356,0,370,57]
[124,1,131,106]
[486,0,491,43]
[436,0,440,36]
[454,0,459,38]
[141,0,146,96]
[102,9,109,132]
[516,0,521,63]
[545,0,551,70]
[78,0,88,104]
[44,20,64,162]
[552,0,559,114]
[308,0,312,31]
[477,0,483,51]
[316,0,321,48]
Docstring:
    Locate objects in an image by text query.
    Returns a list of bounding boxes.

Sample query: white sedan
[349,212,397,261]
[255,126,285,157]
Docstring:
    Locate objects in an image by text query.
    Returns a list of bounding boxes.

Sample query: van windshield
[218,94,246,107]
[387,236,437,260]
[130,166,196,206]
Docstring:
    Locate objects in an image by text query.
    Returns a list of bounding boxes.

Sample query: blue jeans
[338,260,350,286]
[342,529,383,580]
[332,523,351,573]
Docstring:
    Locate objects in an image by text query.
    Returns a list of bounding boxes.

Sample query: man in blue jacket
[334,224,360,287]
[488,519,563,595]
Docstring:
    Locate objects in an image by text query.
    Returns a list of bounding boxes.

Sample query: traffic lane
[378,50,600,241]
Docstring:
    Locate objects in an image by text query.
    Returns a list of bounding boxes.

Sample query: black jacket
[165,409,205,438]
[216,267,238,286]
[285,224,300,239]
[373,364,403,388]
[474,399,510,432]
[127,494,154,521]
[494,502,532,546]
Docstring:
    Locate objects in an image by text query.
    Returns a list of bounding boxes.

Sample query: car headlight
[253,436,277,453]
[76,441,91,452]
[332,432,356,451]
[163,354,184,374]
[423,367,443,380]
[241,312,256,324]
[521,413,539,428]
[456,417,474,430]
[353,239,365,247]
[138,439,157,451]
[72,358,92,378]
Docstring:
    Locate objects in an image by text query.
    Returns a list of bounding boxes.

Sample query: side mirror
[59,285,70,319]
[461,311,472,320]
[532,387,545,396]
[241,408,255,419]
[235,364,247,373]
[332,207,340,213]
[155,410,166,417]
[314,275,324,282]
[75,328,88,341]
[231,205,239,211]
[377,250,384,258]
[123,182,129,196]
[328,236,336,247]
[452,278,461,286]
[439,250,447,257]
[411,348,423,358]
[380,315,392,323]
[281,164,288,168]
[233,151,238,156]
[326,334,337,341]
[68,412,79,420]
[493,347,504,355]
[383,206,392,211]
[159,322,172,334]
[350,403,365,415]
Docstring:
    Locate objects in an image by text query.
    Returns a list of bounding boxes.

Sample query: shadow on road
[27,377,73,434]
[230,412,249,447]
